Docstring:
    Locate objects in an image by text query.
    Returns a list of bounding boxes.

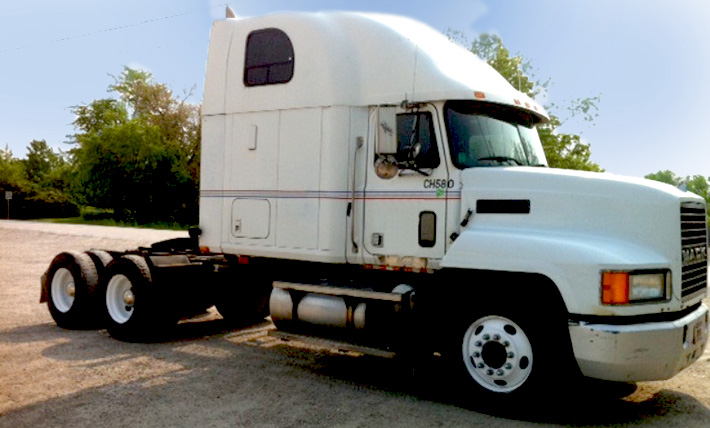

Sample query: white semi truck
[41,10,708,402]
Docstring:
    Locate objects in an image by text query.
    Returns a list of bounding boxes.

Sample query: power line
[115,39,210,55]
[0,3,228,54]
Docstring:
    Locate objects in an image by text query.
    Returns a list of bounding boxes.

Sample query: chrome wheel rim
[463,315,533,393]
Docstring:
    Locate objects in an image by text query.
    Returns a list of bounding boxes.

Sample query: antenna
[226,6,237,19]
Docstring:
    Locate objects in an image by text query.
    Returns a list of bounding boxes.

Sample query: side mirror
[376,106,397,155]
[409,141,422,160]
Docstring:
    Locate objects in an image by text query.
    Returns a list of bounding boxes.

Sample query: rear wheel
[45,252,101,329]
[86,250,113,279]
[214,268,270,327]
[104,255,177,342]
[106,272,137,325]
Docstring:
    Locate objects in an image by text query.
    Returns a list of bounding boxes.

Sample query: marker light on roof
[474,91,486,99]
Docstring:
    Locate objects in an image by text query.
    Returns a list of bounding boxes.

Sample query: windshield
[445,101,547,168]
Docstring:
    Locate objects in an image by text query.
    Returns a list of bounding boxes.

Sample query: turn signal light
[602,272,629,304]
[602,270,669,305]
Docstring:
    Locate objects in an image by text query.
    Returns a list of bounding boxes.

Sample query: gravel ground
[1,220,709,428]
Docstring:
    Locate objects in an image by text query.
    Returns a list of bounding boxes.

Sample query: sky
[1,0,709,179]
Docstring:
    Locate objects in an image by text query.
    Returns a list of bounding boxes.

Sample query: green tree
[71,67,200,225]
[24,140,77,216]
[109,67,200,175]
[448,32,603,172]
[686,175,709,202]
[24,139,60,184]
[44,148,75,191]
[644,169,679,186]
[646,170,710,223]
[0,144,26,190]
[72,99,128,133]
[0,143,78,219]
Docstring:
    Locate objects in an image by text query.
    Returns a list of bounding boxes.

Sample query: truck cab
[197,10,708,392]
[43,10,708,404]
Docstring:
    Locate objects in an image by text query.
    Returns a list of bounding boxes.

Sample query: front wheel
[462,315,534,394]
[453,297,577,408]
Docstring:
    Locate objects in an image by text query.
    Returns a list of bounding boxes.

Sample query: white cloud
[465,0,488,23]
[440,0,489,43]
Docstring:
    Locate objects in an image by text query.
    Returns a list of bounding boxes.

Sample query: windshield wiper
[477,156,523,166]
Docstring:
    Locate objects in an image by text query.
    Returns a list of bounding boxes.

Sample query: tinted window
[244,28,294,86]
[396,112,440,168]
[445,101,546,169]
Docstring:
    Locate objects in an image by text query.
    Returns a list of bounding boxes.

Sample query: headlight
[602,271,670,305]
[629,273,666,301]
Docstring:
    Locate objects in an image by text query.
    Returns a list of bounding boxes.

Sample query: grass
[32,207,189,231]
[33,217,189,231]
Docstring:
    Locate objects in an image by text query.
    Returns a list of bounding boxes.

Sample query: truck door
[361,105,449,264]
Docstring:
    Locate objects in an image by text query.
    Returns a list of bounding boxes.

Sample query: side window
[244,28,294,87]
[396,112,440,169]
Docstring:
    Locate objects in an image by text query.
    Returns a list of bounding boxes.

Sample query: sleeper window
[244,28,294,86]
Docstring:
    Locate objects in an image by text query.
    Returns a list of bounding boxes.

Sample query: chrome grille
[681,202,708,301]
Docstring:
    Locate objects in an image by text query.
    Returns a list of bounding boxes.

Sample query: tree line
[0,35,707,225]
[0,67,200,225]
[644,171,710,223]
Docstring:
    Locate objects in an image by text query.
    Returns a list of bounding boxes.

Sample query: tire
[452,292,577,409]
[214,268,270,327]
[86,250,114,278]
[104,255,177,342]
[45,251,102,329]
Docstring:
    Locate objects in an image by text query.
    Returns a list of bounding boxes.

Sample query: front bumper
[569,304,709,382]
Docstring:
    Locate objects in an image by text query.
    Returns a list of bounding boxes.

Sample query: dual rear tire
[46,252,266,342]
[45,252,101,329]
[45,252,175,341]
[104,255,178,342]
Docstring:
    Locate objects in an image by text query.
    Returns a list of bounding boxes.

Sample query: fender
[441,229,670,315]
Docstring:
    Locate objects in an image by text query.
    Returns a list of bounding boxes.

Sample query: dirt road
[1,220,709,427]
